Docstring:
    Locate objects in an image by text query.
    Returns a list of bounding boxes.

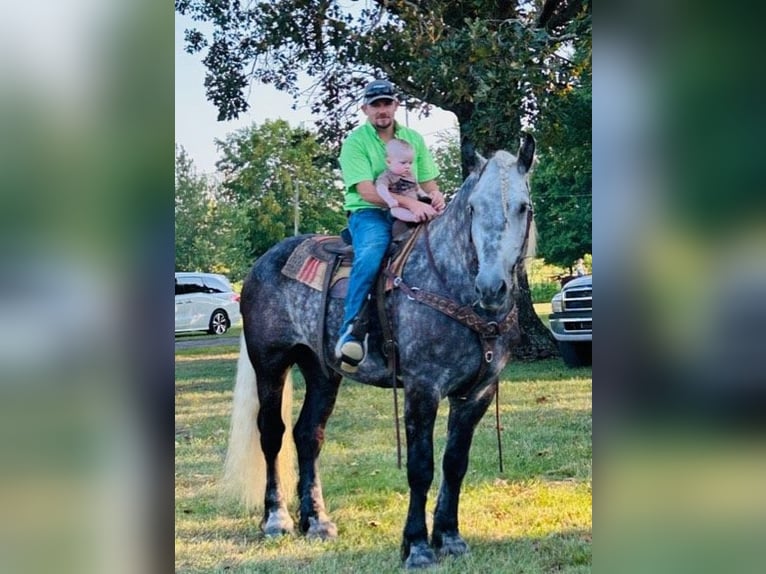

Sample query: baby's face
[388,154,413,177]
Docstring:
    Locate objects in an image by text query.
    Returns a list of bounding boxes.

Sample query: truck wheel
[559,341,592,367]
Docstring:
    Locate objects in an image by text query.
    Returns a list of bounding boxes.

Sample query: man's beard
[373,116,393,130]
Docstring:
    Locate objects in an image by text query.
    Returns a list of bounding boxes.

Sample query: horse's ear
[517,133,535,174]
[461,141,486,177]
[474,152,487,172]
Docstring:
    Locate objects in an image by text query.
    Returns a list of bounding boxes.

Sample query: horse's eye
[518,203,528,215]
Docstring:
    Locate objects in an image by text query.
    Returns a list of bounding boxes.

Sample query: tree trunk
[512,264,559,360]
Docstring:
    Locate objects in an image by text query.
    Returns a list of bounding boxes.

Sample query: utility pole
[293,179,300,236]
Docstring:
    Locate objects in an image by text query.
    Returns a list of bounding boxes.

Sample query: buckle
[406,286,420,301]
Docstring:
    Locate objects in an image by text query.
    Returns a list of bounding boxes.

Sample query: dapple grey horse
[223,134,536,568]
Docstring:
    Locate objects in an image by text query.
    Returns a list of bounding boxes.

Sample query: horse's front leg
[401,385,440,569]
[294,358,342,540]
[432,381,497,558]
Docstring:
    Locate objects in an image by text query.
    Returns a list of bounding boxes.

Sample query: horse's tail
[222,335,296,511]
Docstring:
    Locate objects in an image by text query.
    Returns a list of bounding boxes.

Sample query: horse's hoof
[436,533,469,558]
[262,508,294,537]
[306,516,338,540]
[404,543,437,569]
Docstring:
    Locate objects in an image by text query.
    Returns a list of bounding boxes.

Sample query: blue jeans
[339,208,393,337]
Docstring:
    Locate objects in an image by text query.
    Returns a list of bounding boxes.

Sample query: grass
[175,337,591,573]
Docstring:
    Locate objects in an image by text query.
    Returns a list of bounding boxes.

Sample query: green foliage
[175,146,224,272]
[215,120,347,276]
[430,127,463,200]
[176,0,591,152]
[526,257,566,284]
[532,45,592,269]
[175,146,253,279]
[530,281,561,303]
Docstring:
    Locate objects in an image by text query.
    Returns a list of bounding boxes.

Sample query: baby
[375,139,432,222]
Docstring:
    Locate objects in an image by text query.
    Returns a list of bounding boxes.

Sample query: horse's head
[468,134,535,312]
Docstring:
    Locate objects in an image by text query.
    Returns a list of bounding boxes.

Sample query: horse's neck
[410,193,477,301]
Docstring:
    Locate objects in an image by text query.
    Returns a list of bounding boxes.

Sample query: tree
[176,1,590,151]
[216,120,347,267]
[531,44,591,270]
[176,145,250,277]
[431,128,463,201]
[175,145,218,271]
[176,0,591,358]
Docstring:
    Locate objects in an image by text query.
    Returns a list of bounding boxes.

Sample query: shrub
[530,281,560,303]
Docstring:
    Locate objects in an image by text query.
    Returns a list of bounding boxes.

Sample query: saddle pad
[281,236,350,292]
[281,228,420,294]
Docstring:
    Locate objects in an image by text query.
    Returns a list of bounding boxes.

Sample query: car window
[176,276,206,295]
[202,276,232,293]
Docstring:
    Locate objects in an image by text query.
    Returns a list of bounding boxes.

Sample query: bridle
[467,175,535,294]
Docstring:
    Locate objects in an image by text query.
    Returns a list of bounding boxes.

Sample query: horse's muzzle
[475,276,509,312]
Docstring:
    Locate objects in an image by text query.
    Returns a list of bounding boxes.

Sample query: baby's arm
[375,172,401,209]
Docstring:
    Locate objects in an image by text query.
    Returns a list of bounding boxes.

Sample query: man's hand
[419,180,445,213]
[399,195,438,221]
[429,189,446,212]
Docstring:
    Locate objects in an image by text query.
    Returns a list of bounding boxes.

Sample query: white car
[175,272,241,335]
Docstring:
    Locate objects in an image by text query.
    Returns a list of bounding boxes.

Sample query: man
[575,258,586,277]
[334,79,446,373]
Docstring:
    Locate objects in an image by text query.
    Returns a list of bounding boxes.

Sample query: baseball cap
[363,79,398,105]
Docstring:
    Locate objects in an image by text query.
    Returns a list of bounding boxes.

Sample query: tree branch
[536,0,588,31]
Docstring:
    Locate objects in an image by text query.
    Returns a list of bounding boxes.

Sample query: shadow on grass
[501,357,592,383]
[198,528,591,574]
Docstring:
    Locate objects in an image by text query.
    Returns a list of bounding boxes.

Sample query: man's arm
[358,179,438,222]
[393,191,439,222]
[355,180,392,207]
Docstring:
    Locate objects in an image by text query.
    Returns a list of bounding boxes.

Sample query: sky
[175,13,459,175]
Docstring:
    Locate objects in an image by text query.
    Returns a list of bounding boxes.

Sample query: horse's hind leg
[294,354,342,540]
[256,357,296,536]
[431,381,497,558]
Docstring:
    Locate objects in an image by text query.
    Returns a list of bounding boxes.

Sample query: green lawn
[175,340,591,573]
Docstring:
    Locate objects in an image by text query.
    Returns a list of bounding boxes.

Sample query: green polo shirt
[339,122,440,212]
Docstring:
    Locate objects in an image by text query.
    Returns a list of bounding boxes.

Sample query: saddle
[280,223,424,376]
[280,221,418,298]
[281,235,354,297]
